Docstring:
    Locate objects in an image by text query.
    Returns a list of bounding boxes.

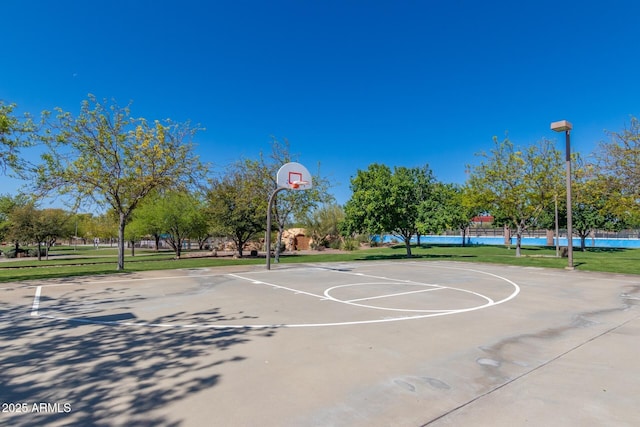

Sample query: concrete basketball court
[1,260,639,426]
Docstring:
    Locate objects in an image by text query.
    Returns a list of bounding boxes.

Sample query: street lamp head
[551,120,573,132]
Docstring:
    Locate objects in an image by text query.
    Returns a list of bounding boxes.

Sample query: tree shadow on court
[0,298,276,426]
[583,247,628,253]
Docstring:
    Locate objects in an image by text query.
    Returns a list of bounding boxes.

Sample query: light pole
[554,194,559,258]
[551,120,574,270]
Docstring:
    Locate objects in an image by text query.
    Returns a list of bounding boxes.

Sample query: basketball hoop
[268,162,314,270]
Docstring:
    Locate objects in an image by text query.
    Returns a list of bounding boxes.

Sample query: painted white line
[347,286,443,302]
[23,271,226,289]
[228,273,327,300]
[27,262,521,329]
[324,282,496,313]
[31,286,42,317]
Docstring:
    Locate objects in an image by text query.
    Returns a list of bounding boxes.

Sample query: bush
[310,241,325,251]
[2,247,47,258]
[27,248,46,257]
[329,239,342,250]
[3,248,24,258]
[341,238,358,251]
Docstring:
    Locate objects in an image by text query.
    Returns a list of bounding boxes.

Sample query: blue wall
[373,234,640,249]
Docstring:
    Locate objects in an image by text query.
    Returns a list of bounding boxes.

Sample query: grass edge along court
[1,244,639,283]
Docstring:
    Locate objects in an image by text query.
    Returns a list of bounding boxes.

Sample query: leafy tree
[89,213,119,247]
[596,116,640,224]
[32,208,73,260]
[207,161,267,257]
[0,101,34,175]
[571,156,625,250]
[343,163,434,257]
[5,203,36,254]
[128,192,165,251]
[71,213,93,245]
[0,194,31,252]
[342,163,392,240]
[419,183,478,246]
[1,203,72,260]
[36,95,205,270]
[254,138,333,261]
[156,191,203,259]
[406,166,436,246]
[124,213,147,256]
[300,203,345,249]
[188,200,211,250]
[467,137,563,256]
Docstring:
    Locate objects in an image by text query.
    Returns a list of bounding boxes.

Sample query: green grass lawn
[1,244,638,283]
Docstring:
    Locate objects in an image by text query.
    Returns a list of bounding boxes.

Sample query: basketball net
[290,180,309,189]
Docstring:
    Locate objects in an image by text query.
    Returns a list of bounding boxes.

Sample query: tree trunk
[154,234,160,252]
[416,234,422,247]
[515,235,522,256]
[515,225,523,257]
[37,242,42,261]
[175,239,182,259]
[130,240,135,257]
[117,214,126,271]
[404,239,412,257]
[275,225,284,263]
[461,227,467,247]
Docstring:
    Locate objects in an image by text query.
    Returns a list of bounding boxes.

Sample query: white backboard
[276,162,313,190]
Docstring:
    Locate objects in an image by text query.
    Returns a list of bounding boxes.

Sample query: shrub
[3,248,25,258]
[341,238,358,251]
[329,239,342,250]
[27,248,46,257]
[310,241,325,251]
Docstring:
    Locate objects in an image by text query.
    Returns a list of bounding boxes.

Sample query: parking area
[1,260,639,426]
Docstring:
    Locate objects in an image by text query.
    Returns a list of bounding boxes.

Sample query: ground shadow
[0,297,276,426]
[583,247,628,253]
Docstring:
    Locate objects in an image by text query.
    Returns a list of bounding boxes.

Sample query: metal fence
[441,227,640,239]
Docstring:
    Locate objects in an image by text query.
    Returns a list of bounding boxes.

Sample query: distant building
[471,215,494,226]
[282,228,311,251]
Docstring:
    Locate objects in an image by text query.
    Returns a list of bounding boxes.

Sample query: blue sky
[2,0,639,206]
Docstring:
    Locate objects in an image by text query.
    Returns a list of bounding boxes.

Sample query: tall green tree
[418,183,478,246]
[596,116,640,225]
[300,203,345,249]
[124,214,146,256]
[343,163,392,240]
[0,194,31,252]
[128,192,165,251]
[36,95,205,270]
[35,208,73,260]
[0,101,34,175]
[255,138,333,261]
[343,163,434,257]
[467,137,563,256]
[571,156,625,250]
[155,191,203,259]
[130,190,205,258]
[189,201,211,250]
[207,161,268,257]
[5,203,37,254]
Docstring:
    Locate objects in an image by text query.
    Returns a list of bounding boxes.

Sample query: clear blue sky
[2,0,639,205]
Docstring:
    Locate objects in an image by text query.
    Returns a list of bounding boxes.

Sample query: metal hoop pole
[266,187,287,270]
